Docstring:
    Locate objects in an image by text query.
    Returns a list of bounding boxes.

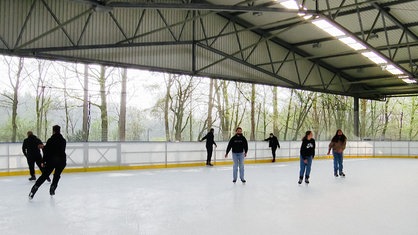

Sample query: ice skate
[339,172,346,177]
[28,185,39,200]
[298,177,303,184]
[50,185,56,196]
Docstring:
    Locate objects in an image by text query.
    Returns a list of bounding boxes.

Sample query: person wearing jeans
[232,152,245,182]
[225,127,248,183]
[327,129,347,177]
[299,131,315,184]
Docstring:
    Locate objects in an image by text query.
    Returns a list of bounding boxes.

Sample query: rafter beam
[371,2,418,41]
[106,2,316,14]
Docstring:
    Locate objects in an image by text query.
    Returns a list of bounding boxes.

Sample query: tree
[170,75,197,141]
[198,78,215,139]
[283,89,294,140]
[119,68,127,141]
[291,90,314,140]
[381,99,391,140]
[272,86,279,136]
[0,57,26,142]
[360,99,367,139]
[163,74,174,141]
[409,97,417,140]
[82,64,90,141]
[215,80,231,140]
[88,65,118,142]
[250,84,256,140]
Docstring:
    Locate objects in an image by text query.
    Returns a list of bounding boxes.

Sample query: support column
[353,97,359,139]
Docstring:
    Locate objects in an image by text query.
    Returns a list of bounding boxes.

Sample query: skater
[264,133,280,162]
[327,129,347,177]
[225,127,248,183]
[22,131,50,182]
[29,125,67,199]
[200,128,217,166]
[298,131,315,184]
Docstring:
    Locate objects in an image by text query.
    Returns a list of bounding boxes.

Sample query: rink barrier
[1,140,417,177]
[0,155,417,177]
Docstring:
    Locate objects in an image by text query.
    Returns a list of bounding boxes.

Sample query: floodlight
[402,79,417,84]
[361,52,387,64]
[385,65,404,75]
[280,0,299,9]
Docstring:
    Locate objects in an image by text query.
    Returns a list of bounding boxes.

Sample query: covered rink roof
[0,0,418,99]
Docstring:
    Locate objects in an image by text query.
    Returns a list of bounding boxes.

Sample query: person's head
[269,133,274,137]
[303,131,313,141]
[235,127,243,136]
[333,129,346,142]
[52,125,61,134]
[210,128,214,133]
[27,131,33,137]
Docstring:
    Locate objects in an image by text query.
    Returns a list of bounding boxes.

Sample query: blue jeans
[232,152,245,181]
[299,155,313,178]
[333,152,343,174]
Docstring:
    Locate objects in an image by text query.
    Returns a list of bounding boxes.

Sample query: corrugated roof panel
[334,9,397,34]
[322,54,374,68]
[366,29,407,48]
[275,23,330,44]
[297,40,357,58]
[240,11,299,28]
[389,1,418,24]
[1,0,417,98]
[344,66,391,78]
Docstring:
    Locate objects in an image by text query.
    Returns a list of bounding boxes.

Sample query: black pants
[35,160,66,189]
[271,147,277,161]
[26,155,43,177]
[206,146,213,164]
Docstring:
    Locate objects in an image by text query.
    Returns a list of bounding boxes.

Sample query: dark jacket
[43,133,67,164]
[300,138,315,159]
[264,136,280,148]
[226,134,248,154]
[22,135,43,158]
[201,132,216,147]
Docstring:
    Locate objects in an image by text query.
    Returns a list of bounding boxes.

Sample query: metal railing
[1,141,417,172]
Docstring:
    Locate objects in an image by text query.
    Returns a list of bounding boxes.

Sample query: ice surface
[0,158,417,235]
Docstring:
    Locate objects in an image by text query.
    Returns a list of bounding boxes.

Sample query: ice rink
[0,158,417,235]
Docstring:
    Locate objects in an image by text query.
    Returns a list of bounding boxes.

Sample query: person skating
[298,131,315,184]
[225,127,248,183]
[327,129,347,177]
[200,128,217,166]
[22,131,50,182]
[264,133,280,162]
[29,125,67,199]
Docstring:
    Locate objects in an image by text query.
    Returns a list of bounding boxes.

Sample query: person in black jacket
[264,133,280,162]
[22,131,50,181]
[29,125,67,199]
[298,131,315,184]
[225,127,248,183]
[200,128,217,166]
